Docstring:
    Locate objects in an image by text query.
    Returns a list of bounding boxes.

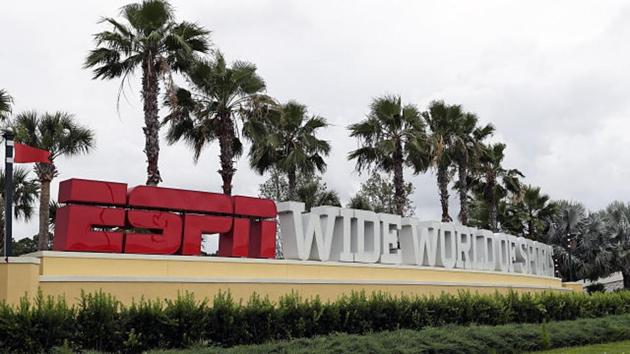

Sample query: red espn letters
[53,179,277,258]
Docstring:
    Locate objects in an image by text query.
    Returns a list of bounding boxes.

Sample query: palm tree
[0,89,13,121]
[451,112,494,225]
[13,112,94,250]
[471,143,522,231]
[0,168,39,253]
[577,213,616,282]
[545,201,587,281]
[295,176,341,211]
[348,95,429,216]
[602,201,630,288]
[422,100,465,222]
[247,101,330,200]
[164,53,271,195]
[514,185,557,240]
[84,0,211,186]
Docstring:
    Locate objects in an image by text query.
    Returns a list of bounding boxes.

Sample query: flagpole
[3,130,13,261]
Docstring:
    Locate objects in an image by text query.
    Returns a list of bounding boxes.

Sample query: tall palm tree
[471,143,523,231]
[164,53,271,195]
[451,112,494,225]
[0,168,39,253]
[13,112,94,250]
[84,0,211,186]
[247,101,330,200]
[348,95,429,216]
[422,100,466,222]
[0,89,13,121]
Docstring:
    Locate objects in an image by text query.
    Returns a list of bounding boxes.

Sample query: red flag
[14,143,51,164]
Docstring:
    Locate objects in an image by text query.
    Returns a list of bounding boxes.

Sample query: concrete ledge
[2,256,41,264]
[39,275,571,291]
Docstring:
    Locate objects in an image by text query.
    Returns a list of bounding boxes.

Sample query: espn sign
[53,179,277,258]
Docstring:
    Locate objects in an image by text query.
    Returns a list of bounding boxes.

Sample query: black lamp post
[566,233,577,282]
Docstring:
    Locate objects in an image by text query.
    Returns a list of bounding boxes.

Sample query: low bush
[1,289,630,352]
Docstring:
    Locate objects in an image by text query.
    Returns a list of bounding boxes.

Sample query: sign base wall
[1,251,580,306]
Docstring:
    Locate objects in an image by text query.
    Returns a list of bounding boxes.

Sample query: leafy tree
[258,168,340,211]
[13,112,94,250]
[347,172,415,215]
[12,236,38,256]
[451,113,494,224]
[84,0,211,185]
[0,89,13,121]
[470,143,522,231]
[422,100,465,222]
[0,168,39,254]
[348,95,428,216]
[164,53,271,195]
[247,101,330,200]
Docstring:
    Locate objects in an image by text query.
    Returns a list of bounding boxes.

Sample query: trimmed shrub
[2,289,630,352]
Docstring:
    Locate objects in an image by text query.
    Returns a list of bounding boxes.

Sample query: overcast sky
[2,0,630,240]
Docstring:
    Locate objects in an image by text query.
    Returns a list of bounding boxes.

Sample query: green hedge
[2,290,630,353]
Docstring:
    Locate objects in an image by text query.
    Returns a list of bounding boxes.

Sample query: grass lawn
[87,314,630,354]
[146,340,630,354]
[534,340,630,353]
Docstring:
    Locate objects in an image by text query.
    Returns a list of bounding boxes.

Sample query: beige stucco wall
[1,251,578,306]
[0,257,40,304]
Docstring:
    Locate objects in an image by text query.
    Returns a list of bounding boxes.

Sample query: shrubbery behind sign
[53,178,555,277]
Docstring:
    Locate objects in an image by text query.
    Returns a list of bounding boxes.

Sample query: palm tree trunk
[218,113,235,195]
[37,179,51,250]
[287,168,297,201]
[486,182,498,232]
[393,141,405,216]
[489,201,498,232]
[623,269,630,289]
[437,164,452,222]
[483,173,498,232]
[457,164,468,225]
[142,58,162,186]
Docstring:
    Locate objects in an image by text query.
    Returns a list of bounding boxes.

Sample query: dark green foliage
[0,292,76,353]
[75,291,123,352]
[3,290,630,352]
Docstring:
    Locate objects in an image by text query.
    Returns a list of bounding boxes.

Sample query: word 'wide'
[278,202,555,276]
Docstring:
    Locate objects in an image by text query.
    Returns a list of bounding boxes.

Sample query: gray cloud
[2,0,630,239]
